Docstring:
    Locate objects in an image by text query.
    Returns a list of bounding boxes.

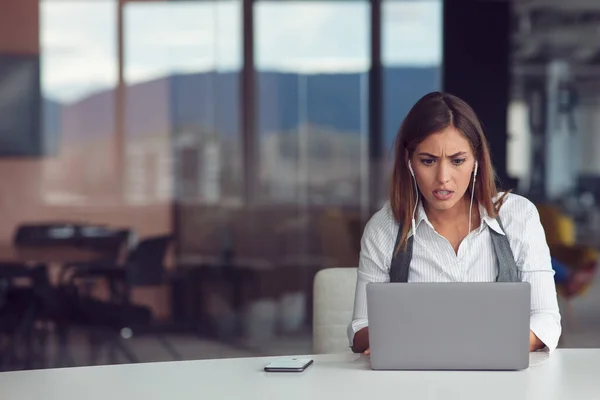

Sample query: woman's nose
[436,162,451,184]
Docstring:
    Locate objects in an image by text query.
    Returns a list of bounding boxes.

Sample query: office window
[124,0,242,205]
[255,1,370,206]
[381,0,442,203]
[40,0,118,205]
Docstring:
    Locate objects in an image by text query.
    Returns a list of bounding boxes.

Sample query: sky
[40,0,442,103]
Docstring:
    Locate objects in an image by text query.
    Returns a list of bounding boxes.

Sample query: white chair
[312,267,358,354]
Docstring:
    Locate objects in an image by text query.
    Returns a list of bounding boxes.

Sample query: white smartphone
[264,358,314,372]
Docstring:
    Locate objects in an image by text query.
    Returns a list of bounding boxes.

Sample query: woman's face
[409,126,476,212]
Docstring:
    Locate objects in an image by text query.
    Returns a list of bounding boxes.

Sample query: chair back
[125,235,172,286]
[312,267,357,354]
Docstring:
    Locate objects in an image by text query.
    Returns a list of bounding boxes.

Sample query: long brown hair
[390,92,507,249]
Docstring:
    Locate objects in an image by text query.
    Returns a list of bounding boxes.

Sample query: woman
[349,92,561,354]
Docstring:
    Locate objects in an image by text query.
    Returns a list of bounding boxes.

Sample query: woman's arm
[508,200,562,352]
[348,207,395,353]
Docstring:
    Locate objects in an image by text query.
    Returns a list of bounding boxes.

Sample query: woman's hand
[529,330,544,352]
[352,327,370,354]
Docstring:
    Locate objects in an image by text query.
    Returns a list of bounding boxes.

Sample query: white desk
[1,350,599,400]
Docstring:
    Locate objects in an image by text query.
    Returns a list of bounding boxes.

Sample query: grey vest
[390,216,520,283]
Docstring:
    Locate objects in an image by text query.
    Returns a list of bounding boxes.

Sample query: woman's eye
[420,159,435,166]
[452,158,466,166]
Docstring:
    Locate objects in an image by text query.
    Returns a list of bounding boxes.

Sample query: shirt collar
[414,201,431,232]
[479,204,505,235]
[411,201,505,236]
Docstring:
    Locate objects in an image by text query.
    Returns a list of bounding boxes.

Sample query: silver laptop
[366,282,531,370]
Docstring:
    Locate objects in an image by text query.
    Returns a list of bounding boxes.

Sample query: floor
[46,330,313,367]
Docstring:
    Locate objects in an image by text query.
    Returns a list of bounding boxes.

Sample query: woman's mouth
[433,190,454,201]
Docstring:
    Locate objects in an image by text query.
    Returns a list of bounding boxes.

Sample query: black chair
[0,263,54,371]
[58,227,132,286]
[6,222,87,369]
[10,223,133,367]
[65,235,180,364]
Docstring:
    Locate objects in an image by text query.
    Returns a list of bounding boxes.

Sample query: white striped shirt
[348,193,562,352]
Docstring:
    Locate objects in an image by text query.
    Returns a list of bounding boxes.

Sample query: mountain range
[5,66,440,155]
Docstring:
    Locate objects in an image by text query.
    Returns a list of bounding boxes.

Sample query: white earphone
[408,160,418,237]
[467,160,478,236]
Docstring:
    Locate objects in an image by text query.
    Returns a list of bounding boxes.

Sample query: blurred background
[0,0,599,371]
